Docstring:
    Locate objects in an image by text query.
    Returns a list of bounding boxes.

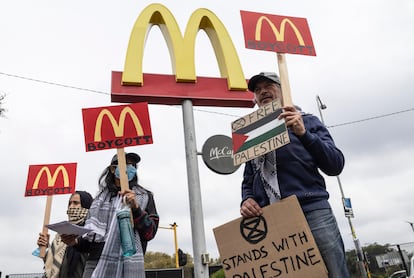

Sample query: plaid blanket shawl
[83,187,149,278]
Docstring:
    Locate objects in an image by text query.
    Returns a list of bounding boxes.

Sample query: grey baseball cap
[110,152,141,165]
[248,72,281,92]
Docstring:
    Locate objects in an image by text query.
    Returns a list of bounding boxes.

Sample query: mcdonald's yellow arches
[111,3,253,108]
[122,3,246,90]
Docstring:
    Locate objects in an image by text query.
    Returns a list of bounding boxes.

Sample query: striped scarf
[83,187,149,278]
[254,151,281,203]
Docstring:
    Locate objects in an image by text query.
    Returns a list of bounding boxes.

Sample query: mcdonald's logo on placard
[111,3,254,108]
[82,102,153,152]
[240,10,316,56]
[25,163,77,197]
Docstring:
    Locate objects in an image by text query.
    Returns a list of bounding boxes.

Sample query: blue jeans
[305,208,350,278]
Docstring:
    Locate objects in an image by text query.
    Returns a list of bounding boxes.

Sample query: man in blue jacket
[240,72,350,278]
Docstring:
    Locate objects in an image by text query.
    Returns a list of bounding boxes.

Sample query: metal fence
[3,266,223,278]
[5,274,43,278]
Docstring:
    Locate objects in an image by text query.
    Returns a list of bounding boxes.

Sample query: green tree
[210,269,225,278]
[145,251,175,269]
[346,243,396,278]
[363,243,394,274]
[145,250,194,269]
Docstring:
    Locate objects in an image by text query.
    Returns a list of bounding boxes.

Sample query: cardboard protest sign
[213,196,328,278]
[82,102,153,152]
[231,99,290,166]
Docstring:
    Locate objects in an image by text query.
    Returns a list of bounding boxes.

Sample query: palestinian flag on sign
[232,109,286,153]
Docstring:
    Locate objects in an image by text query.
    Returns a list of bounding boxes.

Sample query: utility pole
[159,222,179,268]
[316,95,368,278]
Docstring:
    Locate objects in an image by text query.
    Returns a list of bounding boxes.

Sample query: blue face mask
[115,164,137,181]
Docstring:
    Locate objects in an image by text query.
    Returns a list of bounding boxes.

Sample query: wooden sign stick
[39,195,53,258]
[277,53,293,107]
[116,148,134,224]
[116,148,129,192]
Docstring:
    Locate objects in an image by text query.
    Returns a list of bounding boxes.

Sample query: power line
[1,71,413,128]
[0,71,109,96]
[326,107,414,128]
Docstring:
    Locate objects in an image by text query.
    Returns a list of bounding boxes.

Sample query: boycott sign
[25,163,77,197]
[240,10,316,56]
[213,196,328,278]
[82,102,153,152]
[231,99,290,166]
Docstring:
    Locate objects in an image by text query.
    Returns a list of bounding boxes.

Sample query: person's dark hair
[98,166,116,193]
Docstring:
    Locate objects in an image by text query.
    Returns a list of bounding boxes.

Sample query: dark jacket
[58,247,88,278]
[241,112,344,213]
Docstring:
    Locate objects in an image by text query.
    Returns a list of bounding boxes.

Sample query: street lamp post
[159,222,179,268]
[316,95,368,278]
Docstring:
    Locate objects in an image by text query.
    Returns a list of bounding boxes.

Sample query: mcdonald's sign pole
[111,4,255,278]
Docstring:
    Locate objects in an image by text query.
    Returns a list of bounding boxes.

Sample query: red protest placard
[240,10,316,56]
[82,102,153,152]
[25,163,77,197]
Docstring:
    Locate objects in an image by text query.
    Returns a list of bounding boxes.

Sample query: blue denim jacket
[241,112,345,213]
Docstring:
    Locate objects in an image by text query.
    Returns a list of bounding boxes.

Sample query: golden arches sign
[25,163,77,196]
[122,3,246,91]
[32,165,70,189]
[255,16,305,46]
[82,103,152,152]
[240,10,316,57]
[94,107,144,142]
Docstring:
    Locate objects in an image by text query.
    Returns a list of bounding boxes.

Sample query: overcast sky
[1,0,414,275]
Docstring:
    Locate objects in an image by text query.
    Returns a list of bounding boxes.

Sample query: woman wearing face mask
[61,152,159,278]
[37,190,93,278]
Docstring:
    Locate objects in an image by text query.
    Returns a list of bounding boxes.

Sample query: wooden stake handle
[39,195,53,258]
[117,148,129,192]
[277,53,293,106]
